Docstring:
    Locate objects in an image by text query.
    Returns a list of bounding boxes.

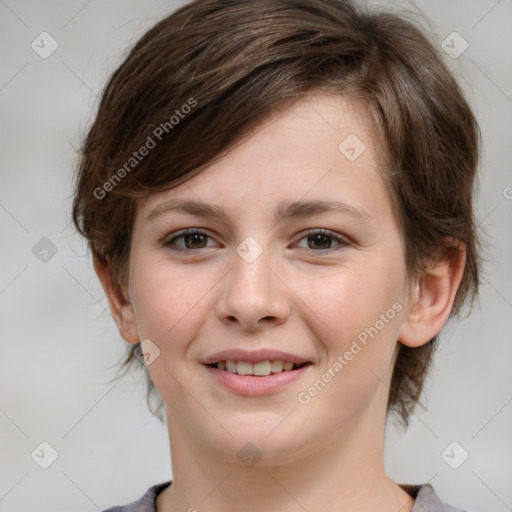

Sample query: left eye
[295,229,348,251]
[164,229,348,253]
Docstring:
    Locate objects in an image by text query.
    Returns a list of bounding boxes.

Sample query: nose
[215,241,291,332]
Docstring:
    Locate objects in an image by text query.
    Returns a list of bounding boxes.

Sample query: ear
[93,256,139,344]
[398,241,466,348]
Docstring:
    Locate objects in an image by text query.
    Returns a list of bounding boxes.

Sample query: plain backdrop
[1,1,511,511]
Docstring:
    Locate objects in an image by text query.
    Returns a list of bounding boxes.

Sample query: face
[123,94,414,465]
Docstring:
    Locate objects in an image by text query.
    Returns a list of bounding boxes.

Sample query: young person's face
[115,94,419,463]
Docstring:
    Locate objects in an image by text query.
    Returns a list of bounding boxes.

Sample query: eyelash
[163,228,349,254]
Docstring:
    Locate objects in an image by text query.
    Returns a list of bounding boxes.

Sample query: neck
[157,406,414,512]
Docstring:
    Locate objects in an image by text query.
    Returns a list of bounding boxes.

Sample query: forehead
[138,93,391,223]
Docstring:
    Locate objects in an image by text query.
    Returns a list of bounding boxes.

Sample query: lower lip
[204,364,311,396]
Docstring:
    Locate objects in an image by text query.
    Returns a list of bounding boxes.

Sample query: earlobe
[93,256,140,344]
[398,241,466,348]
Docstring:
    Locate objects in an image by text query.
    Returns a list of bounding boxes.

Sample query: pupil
[186,233,207,249]
[183,234,332,250]
[309,234,330,249]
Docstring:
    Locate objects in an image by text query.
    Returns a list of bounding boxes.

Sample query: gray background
[0,0,511,511]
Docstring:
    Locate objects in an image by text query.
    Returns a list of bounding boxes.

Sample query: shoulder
[101,481,469,512]
[101,481,172,512]
[410,484,471,512]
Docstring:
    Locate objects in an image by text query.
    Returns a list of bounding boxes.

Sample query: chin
[202,415,313,467]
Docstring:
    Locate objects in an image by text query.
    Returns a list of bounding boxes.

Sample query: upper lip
[202,348,311,365]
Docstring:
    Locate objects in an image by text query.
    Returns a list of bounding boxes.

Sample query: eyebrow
[146,198,373,224]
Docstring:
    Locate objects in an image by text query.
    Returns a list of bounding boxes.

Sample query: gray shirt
[101,481,469,511]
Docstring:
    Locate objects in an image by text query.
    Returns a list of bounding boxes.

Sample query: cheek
[129,258,209,348]
[295,265,403,422]
[297,259,402,345]
[294,254,405,412]
[128,261,216,414]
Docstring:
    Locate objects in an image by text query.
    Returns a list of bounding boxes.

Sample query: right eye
[163,229,218,253]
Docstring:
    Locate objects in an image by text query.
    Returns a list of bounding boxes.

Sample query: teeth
[253,361,271,376]
[215,359,301,375]
[270,360,284,373]
[226,360,237,373]
[236,361,253,375]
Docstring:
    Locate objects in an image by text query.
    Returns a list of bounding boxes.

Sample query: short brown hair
[72,0,483,426]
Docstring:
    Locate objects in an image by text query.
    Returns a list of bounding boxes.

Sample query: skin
[95,93,466,512]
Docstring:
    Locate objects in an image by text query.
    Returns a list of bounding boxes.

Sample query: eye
[163,229,217,253]
[295,229,349,252]
[163,228,349,254]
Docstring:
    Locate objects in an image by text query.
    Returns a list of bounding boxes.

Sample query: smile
[209,360,308,376]
[204,361,312,396]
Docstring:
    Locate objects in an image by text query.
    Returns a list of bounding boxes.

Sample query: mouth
[207,360,310,376]
[202,349,313,395]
